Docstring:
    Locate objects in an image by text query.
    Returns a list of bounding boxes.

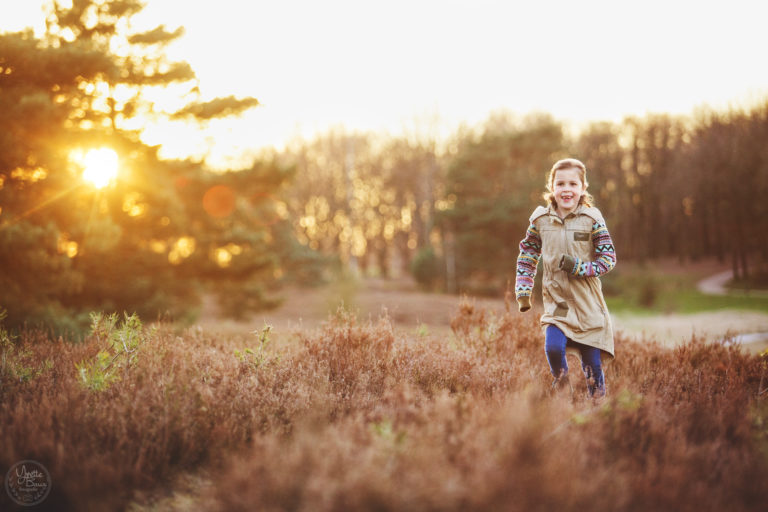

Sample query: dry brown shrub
[1,304,767,511]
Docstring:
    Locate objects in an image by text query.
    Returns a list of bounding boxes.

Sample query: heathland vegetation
[1,305,767,511]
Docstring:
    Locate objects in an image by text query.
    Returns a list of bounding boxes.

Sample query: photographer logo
[5,460,51,506]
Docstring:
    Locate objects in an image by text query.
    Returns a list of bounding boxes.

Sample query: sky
[4,0,768,169]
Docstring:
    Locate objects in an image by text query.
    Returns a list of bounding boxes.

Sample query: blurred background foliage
[2,0,767,334]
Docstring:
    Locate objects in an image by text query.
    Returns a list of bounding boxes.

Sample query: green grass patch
[606,289,768,314]
[601,262,768,314]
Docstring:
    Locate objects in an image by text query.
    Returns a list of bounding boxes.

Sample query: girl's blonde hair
[543,158,594,207]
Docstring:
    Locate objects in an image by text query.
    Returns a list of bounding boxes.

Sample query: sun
[81,148,119,188]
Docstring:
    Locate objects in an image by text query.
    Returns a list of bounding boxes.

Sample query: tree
[0,0,278,332]
[438,113,565,294]
[0,26,120,331]
[686,105,768,278]
[379,136,443,277]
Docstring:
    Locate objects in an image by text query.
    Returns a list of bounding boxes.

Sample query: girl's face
[552,167,585,215]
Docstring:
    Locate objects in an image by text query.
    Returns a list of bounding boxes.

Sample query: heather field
[2,299,767,512]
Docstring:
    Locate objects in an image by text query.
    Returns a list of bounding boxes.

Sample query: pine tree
[0,0,283,332]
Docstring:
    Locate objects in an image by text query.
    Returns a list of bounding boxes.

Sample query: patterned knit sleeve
[568,220,617,277]
[515,223,542,298]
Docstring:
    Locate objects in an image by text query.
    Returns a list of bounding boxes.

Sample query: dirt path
[198,274,768,353]
[611,310,768,351]
[697,268,768,297]
[697,270,733,295]
[689,267,768,351]
[613,266,768,351]
[198,278,506,338]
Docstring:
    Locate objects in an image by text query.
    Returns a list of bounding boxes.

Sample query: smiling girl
[515,158,617,399]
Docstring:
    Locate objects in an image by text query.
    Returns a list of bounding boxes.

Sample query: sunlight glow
[57,233,78,258]
[81,148,119,188]
[168,236,196,264]
[122,192,147,217]
[214,247,233,268]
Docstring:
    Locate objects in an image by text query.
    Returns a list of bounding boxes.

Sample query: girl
[515,158,617,398]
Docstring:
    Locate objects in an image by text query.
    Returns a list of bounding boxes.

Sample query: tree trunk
[443,228,457,294]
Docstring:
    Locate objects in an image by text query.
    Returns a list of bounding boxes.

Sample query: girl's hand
[518,295,531,313]
[559,254,577,273]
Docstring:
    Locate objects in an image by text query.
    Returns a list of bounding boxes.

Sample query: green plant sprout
[76,312,147,391]
[235,322,275,371]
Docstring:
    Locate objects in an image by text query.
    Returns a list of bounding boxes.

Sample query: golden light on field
[81,148,119,189]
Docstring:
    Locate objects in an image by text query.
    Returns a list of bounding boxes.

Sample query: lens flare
[202,185,236,218]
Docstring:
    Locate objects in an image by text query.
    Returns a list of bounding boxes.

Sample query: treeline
[276,104,768,293]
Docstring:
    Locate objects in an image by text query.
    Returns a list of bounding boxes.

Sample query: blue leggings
[545,325,606,397]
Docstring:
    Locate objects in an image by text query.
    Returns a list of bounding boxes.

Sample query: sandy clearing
[611,310,768,350]
[198,276,768,353]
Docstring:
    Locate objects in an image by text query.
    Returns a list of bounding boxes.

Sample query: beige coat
[530,204,615,361]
